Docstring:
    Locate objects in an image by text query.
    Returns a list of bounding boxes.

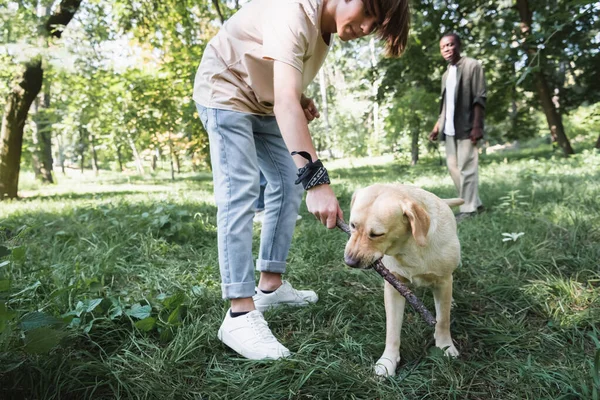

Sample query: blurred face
[440,36,461,64]
[336,0,379,41]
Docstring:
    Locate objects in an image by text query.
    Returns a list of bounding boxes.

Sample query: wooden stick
[336,218,437,326]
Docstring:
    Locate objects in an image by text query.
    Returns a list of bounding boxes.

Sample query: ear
[403,200,430,247]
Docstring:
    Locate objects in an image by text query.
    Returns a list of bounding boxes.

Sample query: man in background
[429,32,486,221]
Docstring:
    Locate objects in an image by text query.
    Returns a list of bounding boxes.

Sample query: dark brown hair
[363,0,411,57]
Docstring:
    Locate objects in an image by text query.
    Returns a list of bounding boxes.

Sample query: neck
[321,0,337,34]
[451,55,462,66]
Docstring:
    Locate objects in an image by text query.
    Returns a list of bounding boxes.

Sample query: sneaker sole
[217,328,289,360]
[255,299,317,313]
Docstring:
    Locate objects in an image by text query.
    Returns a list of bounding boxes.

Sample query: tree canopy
[0,0,599,198]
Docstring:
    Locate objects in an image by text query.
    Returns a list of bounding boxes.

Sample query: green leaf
[83,320,95,334]
[23,327,65,354]
[0,302,16,334]
[11,246,26,262]
[85,298,103,313]
[159,327,174,342]
[0,245,10,258]
[125,304,152,320]
[135,316,156,332]
[0,302,16,320]
[109,305,123,320]
[191,286,204,297]
[167,305,187,325]
[0,280,10,292]
[21,312,64,331]
[68,317,81,328]
[163,291,186,309]
[74,301,86,317]
[89,281,104,293]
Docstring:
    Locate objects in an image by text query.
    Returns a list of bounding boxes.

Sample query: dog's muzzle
[344,254,375,270]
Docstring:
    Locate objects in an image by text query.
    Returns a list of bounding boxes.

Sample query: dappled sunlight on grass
[522,273,600,328]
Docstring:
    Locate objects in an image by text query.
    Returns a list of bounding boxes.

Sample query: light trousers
[444,137,483,213]
[197,104,303,299]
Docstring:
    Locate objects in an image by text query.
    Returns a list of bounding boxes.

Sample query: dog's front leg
[375,280,406,377]
[432,275,459,357]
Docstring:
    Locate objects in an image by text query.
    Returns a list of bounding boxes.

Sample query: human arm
[273,60,342,228]
[470,104,484,144]
[300,94,320,122]
[429,120,440,141]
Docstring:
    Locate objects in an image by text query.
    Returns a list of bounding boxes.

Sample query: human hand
[305,184,343,229]
[470,127,483,145]
[428,130,439,142]
[300,95,320,123]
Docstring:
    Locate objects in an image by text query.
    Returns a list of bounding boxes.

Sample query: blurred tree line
[1,0,599,199]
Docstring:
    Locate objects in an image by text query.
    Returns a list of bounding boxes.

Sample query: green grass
[1,148,599,399]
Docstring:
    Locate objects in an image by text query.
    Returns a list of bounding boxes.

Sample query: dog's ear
[403,201,430,247]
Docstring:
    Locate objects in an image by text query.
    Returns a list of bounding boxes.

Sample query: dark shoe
[455,212,476,223]
[477,205,486,214]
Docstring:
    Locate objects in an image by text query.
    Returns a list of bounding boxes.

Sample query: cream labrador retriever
[343,183,463,377]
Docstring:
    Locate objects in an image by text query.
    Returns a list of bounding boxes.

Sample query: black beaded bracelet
[291,151,331,190]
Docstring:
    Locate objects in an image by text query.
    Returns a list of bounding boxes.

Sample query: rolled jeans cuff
[256,259,286,274]
[221,281,256,299]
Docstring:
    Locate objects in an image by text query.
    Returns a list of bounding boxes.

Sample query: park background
[1,0,599,399]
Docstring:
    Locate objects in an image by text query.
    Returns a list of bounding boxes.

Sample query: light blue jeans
[197,104,304,299]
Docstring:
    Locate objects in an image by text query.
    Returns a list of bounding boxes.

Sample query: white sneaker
[217,310,290,360]
[253,281,318,313]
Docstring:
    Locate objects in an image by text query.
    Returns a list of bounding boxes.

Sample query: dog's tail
[443,198,465,207]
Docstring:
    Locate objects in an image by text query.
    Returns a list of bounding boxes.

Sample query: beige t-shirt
[193,0,330,115]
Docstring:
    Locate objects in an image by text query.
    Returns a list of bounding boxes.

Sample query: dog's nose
[344,254,361,268]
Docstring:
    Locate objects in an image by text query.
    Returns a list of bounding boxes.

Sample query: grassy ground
[1,147,599,399]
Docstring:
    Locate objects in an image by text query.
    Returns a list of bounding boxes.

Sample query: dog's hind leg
[374,280,406,377]
[432,275,459,357]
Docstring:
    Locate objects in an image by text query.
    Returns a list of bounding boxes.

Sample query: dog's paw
[439,343,459,358]
[374,356,400,377]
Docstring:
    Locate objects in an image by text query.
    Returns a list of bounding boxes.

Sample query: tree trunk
[410,117,420,166]
[368,37,381,157]
[0,0,81,199]
[90,133,99,176]
[318,68,334,159]
[56,131,66,174]
[31,88,54,183]
[516,0,574,156]
[595,134,600,150]
[79,129,86,174]
[168,134,175,180]
[212,0,226,24]
[0,59,43,199]
[116,144,123,172]
[127,134,144,175]
[151,149,158,172]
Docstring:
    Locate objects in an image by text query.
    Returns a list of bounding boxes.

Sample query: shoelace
[249,313,278,343]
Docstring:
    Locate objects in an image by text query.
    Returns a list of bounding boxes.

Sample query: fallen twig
[336,218,437,326]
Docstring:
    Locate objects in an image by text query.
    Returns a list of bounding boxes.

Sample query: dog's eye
[369,232,384,239]
[350,223,356,230]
